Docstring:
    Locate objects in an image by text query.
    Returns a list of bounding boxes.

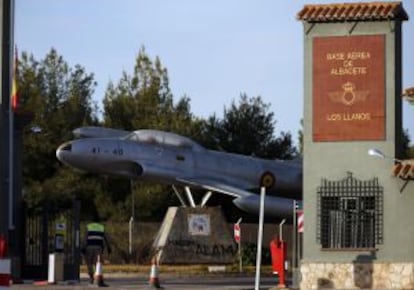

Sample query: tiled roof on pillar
[297,2,408,22]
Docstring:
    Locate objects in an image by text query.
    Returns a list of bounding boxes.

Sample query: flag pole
[7,1,16,231]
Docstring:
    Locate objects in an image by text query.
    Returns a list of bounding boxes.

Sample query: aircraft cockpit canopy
[125,130,205,151]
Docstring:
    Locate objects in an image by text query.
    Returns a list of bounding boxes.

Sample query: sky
[15,0,414,145]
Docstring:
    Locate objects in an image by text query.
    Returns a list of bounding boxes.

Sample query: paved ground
[11,273,289,290]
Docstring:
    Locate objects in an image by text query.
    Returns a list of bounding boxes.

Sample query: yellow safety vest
[86,223,105,247]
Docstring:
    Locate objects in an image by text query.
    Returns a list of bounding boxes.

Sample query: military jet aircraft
[56,127,302,218]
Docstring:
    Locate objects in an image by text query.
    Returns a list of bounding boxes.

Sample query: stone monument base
[300,261,414,289]
[153,206,236,264]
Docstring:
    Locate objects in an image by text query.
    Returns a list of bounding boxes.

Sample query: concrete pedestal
[153,207,235,264]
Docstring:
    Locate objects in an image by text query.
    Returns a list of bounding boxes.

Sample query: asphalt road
[12,273,286,290]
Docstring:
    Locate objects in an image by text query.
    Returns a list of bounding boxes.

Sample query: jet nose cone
[56,141,72,163]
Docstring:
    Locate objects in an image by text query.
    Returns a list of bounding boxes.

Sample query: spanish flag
[11,46,18,112]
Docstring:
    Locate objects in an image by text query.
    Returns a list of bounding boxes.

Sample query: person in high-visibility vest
[82,220,112,285]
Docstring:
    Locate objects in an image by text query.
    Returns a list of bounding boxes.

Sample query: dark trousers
[84,245,104,279]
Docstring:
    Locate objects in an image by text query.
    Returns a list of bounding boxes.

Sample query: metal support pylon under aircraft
[171,185,212,208]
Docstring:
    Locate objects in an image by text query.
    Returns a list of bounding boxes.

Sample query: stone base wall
[300,261,414,289]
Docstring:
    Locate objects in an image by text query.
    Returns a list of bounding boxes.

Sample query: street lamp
[30,125,42,134]
[368,148,413,192]
[367,148,402,163]
[368,148,385,159]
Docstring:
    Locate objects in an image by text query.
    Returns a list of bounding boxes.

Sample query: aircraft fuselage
[57,128,303,217]
[57,135,302,199]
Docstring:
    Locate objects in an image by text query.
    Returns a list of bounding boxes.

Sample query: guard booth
[21,200,81,281]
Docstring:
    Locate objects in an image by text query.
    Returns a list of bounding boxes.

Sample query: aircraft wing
[176,176,294,218]
[176,177,252,198]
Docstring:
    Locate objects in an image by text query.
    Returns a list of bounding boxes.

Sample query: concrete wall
[109,219,296,265]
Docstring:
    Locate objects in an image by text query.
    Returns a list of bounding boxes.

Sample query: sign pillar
[298,2,413,289]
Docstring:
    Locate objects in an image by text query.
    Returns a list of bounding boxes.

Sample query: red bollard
[270,236,287,288]
[0,235,7,258]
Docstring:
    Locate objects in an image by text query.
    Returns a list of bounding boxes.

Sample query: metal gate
[21,200,81,281]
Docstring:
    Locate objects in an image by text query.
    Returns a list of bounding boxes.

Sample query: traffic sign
[234,223,241,243]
